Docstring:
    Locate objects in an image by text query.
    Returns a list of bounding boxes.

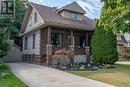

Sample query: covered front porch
[40,26,93,65]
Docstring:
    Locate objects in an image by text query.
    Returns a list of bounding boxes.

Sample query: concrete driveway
[8,63,116,87]
[116,61,130,65]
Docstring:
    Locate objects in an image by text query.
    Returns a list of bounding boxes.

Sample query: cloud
[76,0,103,19]
[28,0,103,19]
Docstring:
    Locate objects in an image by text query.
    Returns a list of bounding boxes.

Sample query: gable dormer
[25,7,43,32]
[57,2,86,20]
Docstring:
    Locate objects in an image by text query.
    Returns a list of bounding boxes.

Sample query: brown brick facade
[22,54,41,64]
[22,27,93,65]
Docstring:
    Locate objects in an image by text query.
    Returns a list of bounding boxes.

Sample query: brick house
[0,0,14,15]
[20,2,95,65]
[117,33,130,60]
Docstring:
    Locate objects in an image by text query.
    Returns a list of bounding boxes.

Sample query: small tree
[91,21,118,64]
[91,22,106,64]
[103,29,118,64]
[0,28,11,58]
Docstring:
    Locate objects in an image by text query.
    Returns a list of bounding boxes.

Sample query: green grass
[0,64,28,87]
[67,64,130,87]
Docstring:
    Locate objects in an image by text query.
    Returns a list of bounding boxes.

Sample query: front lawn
[67,64,130,87]
[0,64,28,87]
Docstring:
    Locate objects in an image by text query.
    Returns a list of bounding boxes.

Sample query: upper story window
[24,37,28,50]
[29,16,32,27]
[51,33,63,47]
[1,1,14,14]
[127,42,130,47]
[32,34,36,49]
[69,12,77,19]
[34,12,38,23]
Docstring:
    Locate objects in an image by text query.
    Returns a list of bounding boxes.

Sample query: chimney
[53,6,58,9]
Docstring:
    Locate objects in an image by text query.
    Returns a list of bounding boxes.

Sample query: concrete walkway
[8,63,116,87]
[116,61,130,65]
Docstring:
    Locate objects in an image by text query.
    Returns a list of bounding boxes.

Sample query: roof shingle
[20,2,95,33]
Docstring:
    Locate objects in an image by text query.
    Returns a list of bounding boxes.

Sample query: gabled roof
[20,2,95,34]
[57,1,86,14]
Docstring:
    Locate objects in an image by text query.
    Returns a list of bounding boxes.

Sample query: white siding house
[25,8,44,33]
[23,30,40,55]
[22,8,44,55]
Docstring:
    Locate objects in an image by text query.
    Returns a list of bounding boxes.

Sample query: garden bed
[52,62,116,71]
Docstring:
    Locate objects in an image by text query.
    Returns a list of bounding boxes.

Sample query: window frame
[34,12,38,23]
[78,35,86,48]
[69,12,77,19]
[29,16,32,27]
[51,33,63,47]
[24,37,28,50]
[32,34,36,49]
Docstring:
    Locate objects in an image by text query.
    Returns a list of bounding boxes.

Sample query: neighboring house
[124,33,130,48]
[3,44,22,63]
[20,2,95,65]
[117,33,130,59]
[117,34,127,56]
[0,0,26,17]
[0,0,14,15]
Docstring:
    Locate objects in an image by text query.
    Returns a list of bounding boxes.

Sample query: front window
[69,12,77,19]
[32,34,36,49]
[51,33,63,47]
[1,1,14,14]
[78,36,86,48]
[24,37,28,50]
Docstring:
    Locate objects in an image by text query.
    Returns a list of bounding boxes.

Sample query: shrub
[91,22,118,64]
[0,28,11,58]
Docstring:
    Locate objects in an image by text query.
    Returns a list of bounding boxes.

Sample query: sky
[29,0,103,19]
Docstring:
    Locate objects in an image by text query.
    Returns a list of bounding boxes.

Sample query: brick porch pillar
[86,32,90,63]
[69,30,74,64]
[46,26,52,65]
[46,45,52,65]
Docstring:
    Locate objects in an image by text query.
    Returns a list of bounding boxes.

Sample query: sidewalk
[116,61,130,65]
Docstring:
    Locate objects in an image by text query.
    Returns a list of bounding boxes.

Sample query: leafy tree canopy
[0,0,26,58]
[0,28,11,58]
[0,0,26,46]
[99,0,130,33]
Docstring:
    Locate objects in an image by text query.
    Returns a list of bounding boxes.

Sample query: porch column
[85,32,90,64]
[47,26,51,45]
[70,30,74,49]
[46,26,52,65]
[86,32,89,46]
[70,30,74,64]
